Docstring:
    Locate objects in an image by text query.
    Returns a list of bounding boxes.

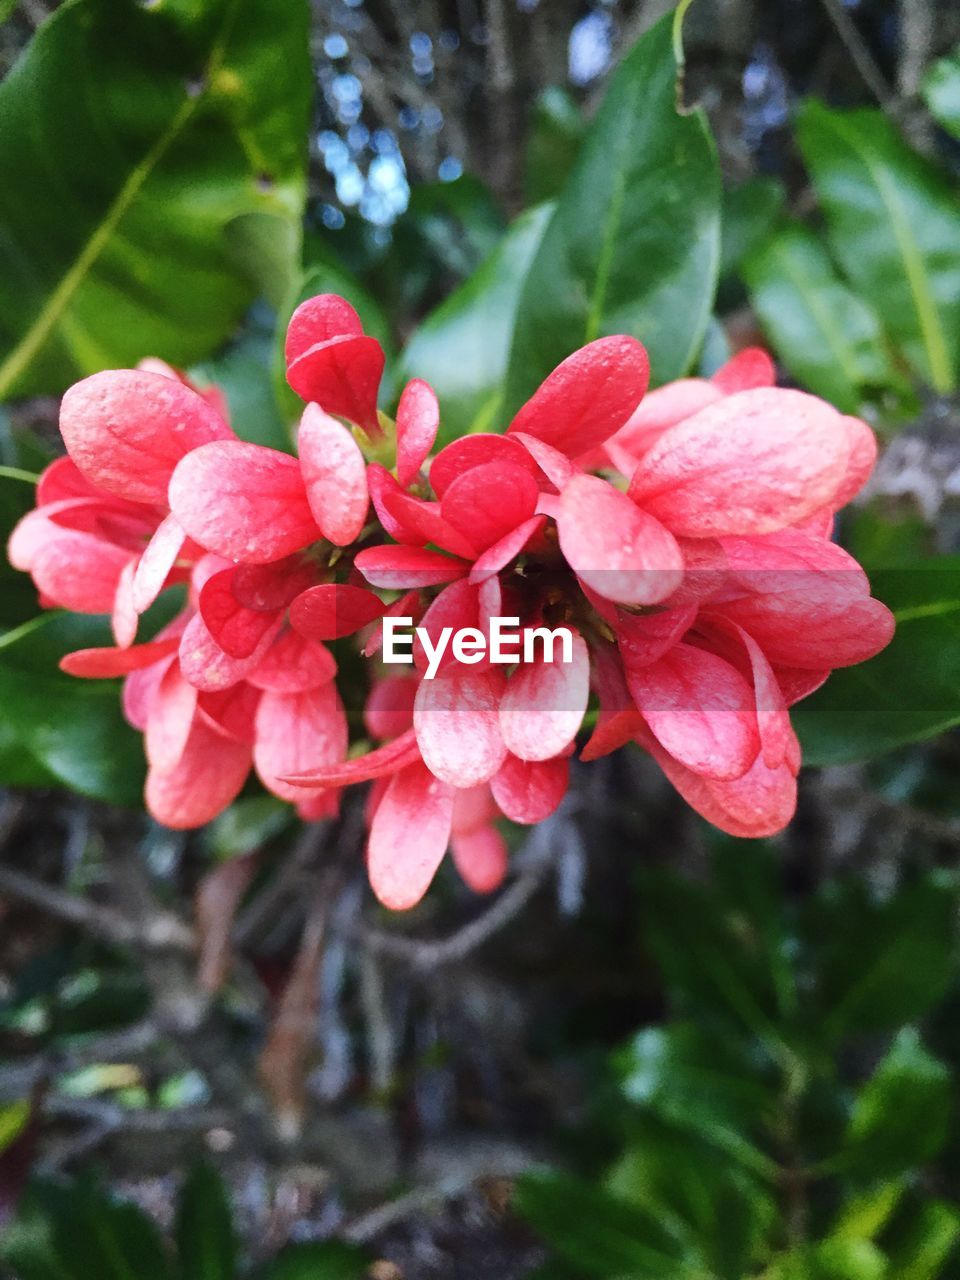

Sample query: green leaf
[525,87,586,205]
[795,560,960,764]
[769,1239,887,1280]
[744,222,896,412]
[206,795,292,859]
[0,0,311,401]
[884,1200,960,1280]
[923,48,960,140]
[797,102,960,393]
[839,1029,951,1181]
[175,1162,235,1280]
[720,177,785,279]
[514,1173,690,1278]
[0,1099,30,1154]
[1,1177,174,1280]
[812,874,955,1041]
[0,611,148,804]
[504,10,720,411]
[249,1241,370,1280]
[399,203,553,444]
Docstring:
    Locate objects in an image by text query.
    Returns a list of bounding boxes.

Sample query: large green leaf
[744,222,896,412]
[883,1200,960,1280]
[795,560,960,764]
[175,1162,235,1280]
[839,1028,951,1182]
[0,0,310,401]
[399,203,553,443]
[249,1241,370,1280]
[720,177,785,280]
[797,102,960,393]
[503,9,720,411]
[923,48,960,141]
[525,87,586,205]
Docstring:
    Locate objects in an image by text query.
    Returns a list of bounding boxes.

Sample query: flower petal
[628,388,852,537]
[626,642,760,781]
[283,727,421,787]
[428,434,539,499]
[146,718,251,829]
[499,631,590,761]
[557,474,683,606]
[200,568,281,660]
[507,335,649,458]
[510,432,575,491]
[414,665,508,787]
[396,378,439,487]
[254,684,348,802]
[381,489,479,558]
[284,294,364,363]
[289,583,385,641]
[451,826,508,895]
[355,545,469,589]
[297,404,369,545]
[132,513,186,614]
[441,461,539,553]
[246,629,336,693]
[30,528,131,613]
[615,603,697,671]
[710,347,776,394]
[368,762,455,910]
[145,663,198,773]
[179,611,280,692]
[490,753,569,823]
[112,559,138,648]
[60,370,232,504]
[287,333,385,433]
[169,441,320,564]
[469,515,546,584]
[60,638,179,678]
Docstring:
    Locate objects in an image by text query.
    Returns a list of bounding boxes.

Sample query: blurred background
[1,1,960,1277]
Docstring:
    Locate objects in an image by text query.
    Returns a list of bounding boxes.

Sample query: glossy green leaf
[812,874,955,1042]
[884,1200,960,1280]
[720,177,785,279]
[795,560,960,764]
[839,1028,950,1182]
[768,1239,887,1280]
[0,611,148,805]
[744,222,896,411]
[175,1162,235,1280]
[504,10,720,410]
[797,102,960,393]
[515,1173,690,1278]
[923,48,960,141]
[249,1241,370,1280]
[525,87,586,205]
[0,0,311,401]
[400,203,553,443]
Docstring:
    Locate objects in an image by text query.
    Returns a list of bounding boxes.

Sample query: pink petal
[833,416,878,508]
[775,666,831,706]
[367,464,417,544]
[60,638,179,678]
[112,559,138,648]
[451,826,508,895]
[132,513,186,614]
[490,753,569,823]
[254,684,348,802]
[598,378,720,468]
[231,556,316,612]
[362,589,424,657]
[469,515,546,584]
[145,663,198,773]
[557,474,683,606]
[30,528,131,613]
[355,545,470,589]
[637,722,796,838]
[197,682,261,744]
[413,580,480,676]
[627,388,852,537]
[146,718,252,829]
[580,639,645,762]
[717,623,797,771]
[178,611,280,693]
[507,335,650,458]
[368,762,455,910]
[413,665,508,787]
[710,347,776,394]
[289,583,385,641]
[510,432,575,491]
[60,370,232,504]
[36,456,105,505]
[626,642,760,781]
[381,489,479,558]
[287,333,385,434]
[364,674,418,740]
[123,655,173,728]
[428,434,540,499]
[284,294,364,363]
[297,404,369,545]
[246,629,336,693]
[282,727,421,787]
[200,568,281,660]
[615,603,697,671]
[396,378,439,487]
[169,441,320,564]
[499,631,590,761]
[441,461,539,553]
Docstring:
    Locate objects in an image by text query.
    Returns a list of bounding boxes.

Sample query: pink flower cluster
[9,297,894,909]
